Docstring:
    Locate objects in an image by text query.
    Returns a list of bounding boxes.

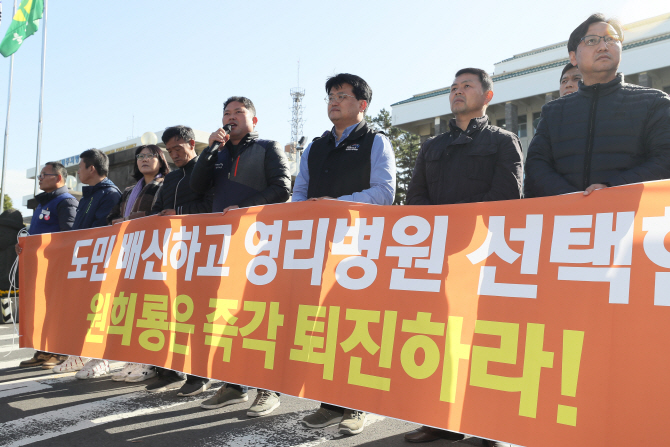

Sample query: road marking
[0,380,52,398]
[2,392,189,447]
[0,333,22,341]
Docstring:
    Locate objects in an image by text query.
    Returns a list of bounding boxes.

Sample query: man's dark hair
[79,149,109,177]
[132,144,171,181]
[561,63,577,79]
[325,73,372,110]
[454,68,493,93]
[44,161,67,182]
[568,13,624,53]
[223,96,256,117]
[161,125,195,145]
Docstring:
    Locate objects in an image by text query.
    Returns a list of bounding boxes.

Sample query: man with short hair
[192,96,291,417]
[56,149,122,378]
[525,13,670,198]
[72,149,122,230]
[293,73,396,436]
[559,63,582,97]
[146,125,214,397]
[17,162,78,369]
[404,68,522,447]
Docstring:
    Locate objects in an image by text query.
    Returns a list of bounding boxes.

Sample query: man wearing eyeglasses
[16,162,78,369]
[292,73,396,435]
[525,13,670,198]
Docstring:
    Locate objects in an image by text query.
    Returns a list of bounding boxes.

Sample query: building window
[497,118,506,129]
[532,111,542,133]
[518,115,527,138]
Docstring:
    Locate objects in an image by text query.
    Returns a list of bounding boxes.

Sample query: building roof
[391,14,670,107]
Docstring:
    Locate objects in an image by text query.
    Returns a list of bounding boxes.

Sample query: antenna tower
[290,61,305,147]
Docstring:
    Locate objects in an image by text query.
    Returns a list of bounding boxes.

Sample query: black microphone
[211,124,233,151]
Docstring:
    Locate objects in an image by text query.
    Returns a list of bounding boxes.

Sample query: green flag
[0,0,43,57]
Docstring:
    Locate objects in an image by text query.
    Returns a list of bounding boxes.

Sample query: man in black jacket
[192,97,290,417]
[406,68,523,207]
[191,96,290,213]
[146,125,214,396]
[150,126,214,216]
[404,68,521,447]
[525,13,670,198]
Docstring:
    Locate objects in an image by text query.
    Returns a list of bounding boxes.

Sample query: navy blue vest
[30,192,75,235]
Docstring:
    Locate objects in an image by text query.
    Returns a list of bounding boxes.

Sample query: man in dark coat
[405,68,522,447]
[525,13,670,198]
[72,149,121,230]
[193,97,290,417]
[146,125,214,396]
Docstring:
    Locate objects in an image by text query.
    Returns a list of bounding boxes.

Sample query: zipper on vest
[583,84,600,190]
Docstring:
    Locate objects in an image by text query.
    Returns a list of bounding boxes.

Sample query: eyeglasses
[136,153,158,160]
[324,93,356,104]
[580,35,622,47]
[37,173,59,179]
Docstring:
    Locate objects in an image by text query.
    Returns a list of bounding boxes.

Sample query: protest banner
[19,179,670,446]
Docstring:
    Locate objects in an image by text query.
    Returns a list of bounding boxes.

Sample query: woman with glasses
[107,144,170,224]
[104,144,170,382]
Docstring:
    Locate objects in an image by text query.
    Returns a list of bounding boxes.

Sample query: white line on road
[2,392,188,447]
[0,380,52,399]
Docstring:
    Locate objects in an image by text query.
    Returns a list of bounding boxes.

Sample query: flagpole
[0,0,18,213]
[32,0,46,197]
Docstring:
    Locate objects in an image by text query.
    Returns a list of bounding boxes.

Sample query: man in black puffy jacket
[192,96,290,418]
[525,13,670,198]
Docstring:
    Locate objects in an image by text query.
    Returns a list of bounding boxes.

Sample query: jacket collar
[330,121,368,146]
[180,156,198,172]
[82,178,119,198]
[577,73,623,98]
[448,116,488,142]
[35,185,69,205]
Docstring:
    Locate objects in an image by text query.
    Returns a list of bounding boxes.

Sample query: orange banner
[19,180,670,446]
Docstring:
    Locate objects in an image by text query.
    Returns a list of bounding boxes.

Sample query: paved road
[0,324,489,447]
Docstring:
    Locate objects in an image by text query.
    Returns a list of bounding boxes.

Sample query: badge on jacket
[345,144,360,151]
[40,209,51,221]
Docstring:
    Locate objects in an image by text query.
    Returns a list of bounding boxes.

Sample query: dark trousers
[321,402,345,414]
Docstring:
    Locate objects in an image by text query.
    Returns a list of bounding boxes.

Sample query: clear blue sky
[0,0,668,215]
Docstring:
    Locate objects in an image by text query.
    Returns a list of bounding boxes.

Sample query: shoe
[146,371,186,393]
[301,407,344,428]
[40,354,68,370]
[339,409,367,435]
[112,363,138,382]
[52,356,89,373]
[404,426,465,443]
[75,359,110,379]
[200,384,249,409]
[247,390,280,417]
[20,351,49,368]
[177,378,211,396]
[126,364,156,383]
[482,441,512,447]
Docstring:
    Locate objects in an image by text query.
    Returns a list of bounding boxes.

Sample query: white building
[391,13,670,158]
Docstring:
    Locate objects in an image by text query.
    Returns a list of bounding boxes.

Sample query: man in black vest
[405,68,522,447]
[192,97,290,417]
[292,73,396,435]
[17,162,78,369]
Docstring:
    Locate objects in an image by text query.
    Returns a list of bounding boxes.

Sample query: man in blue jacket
[72,149,121,230]
[56,149,121,378]
[17,161,78,369]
